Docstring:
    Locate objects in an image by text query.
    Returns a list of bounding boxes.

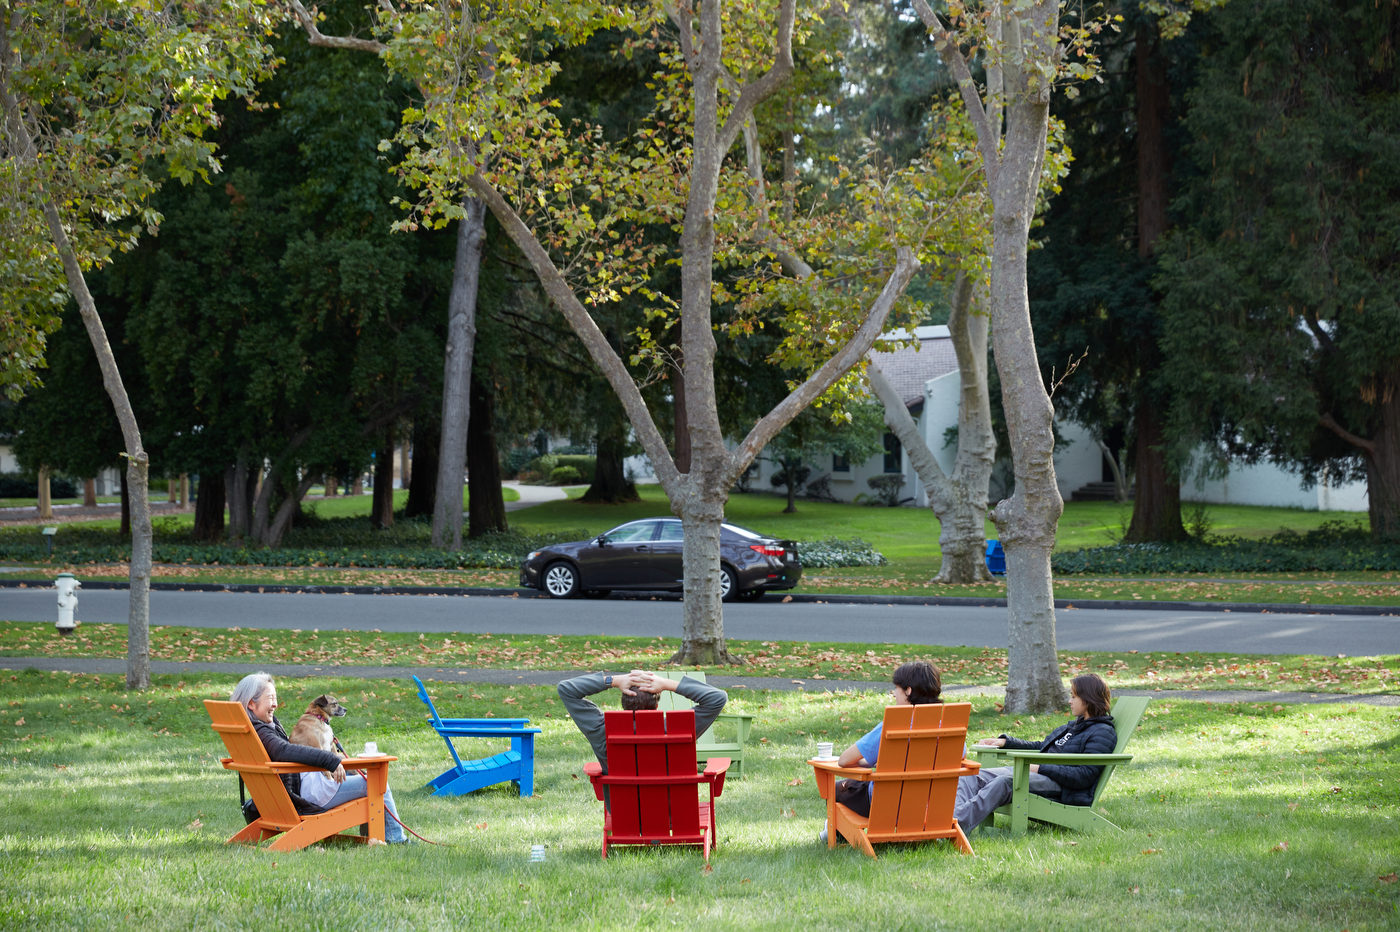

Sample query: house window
[883,433,902,473]
[832,454,850,473]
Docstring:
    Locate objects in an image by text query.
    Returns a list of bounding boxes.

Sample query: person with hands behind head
[952,672,1117,835]
[229,671,410,843]
[556,669,728,801]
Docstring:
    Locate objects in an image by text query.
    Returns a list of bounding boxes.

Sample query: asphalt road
[2,588,1397,656]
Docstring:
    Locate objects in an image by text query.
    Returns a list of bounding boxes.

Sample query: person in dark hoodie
[229,672,410,843]
[953,673,1117,834]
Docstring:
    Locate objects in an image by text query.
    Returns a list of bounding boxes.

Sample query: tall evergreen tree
[1159,0,1400,538]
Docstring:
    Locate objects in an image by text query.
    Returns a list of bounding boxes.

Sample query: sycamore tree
[0,0,272,689]
[906,0,1115,711]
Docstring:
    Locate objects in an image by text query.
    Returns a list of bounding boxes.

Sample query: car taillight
[750,544,785,557]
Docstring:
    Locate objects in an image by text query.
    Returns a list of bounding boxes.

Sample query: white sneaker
[818,819,829,845]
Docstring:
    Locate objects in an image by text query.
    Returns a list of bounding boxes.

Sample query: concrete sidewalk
[2,656,1394,706]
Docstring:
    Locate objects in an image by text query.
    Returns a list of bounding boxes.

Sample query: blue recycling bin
[985,539,1005,575]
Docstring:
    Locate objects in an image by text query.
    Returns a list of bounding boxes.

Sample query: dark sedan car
[519,517,802,600]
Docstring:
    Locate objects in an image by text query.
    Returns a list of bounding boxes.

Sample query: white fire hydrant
[55,573,80,636]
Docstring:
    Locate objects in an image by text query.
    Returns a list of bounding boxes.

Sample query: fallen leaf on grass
[786,777,803,786]
[781,596,792,603]
[1378,873,1398,884]
[1141,849,1161,855]
[187,819,203,831]
[1287,803,1300,811]
[781,809,797,819]
[1271,841,1289,852]
[1330,786,1342,794]
[741,879,752,884]
[1128,886,1140,895]
[475,822,488,831]
[702,864,713,874]
[53,764,67,770]
[13,718,22,726]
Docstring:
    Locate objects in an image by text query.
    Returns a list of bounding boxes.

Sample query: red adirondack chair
[205,700,397,852]
[583,709,730,860]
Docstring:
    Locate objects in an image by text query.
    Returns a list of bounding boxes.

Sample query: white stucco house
[738,325,1369,512]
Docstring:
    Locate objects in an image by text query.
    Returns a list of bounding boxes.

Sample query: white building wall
[1181,461,1367,512]
[1053,420,1103,503]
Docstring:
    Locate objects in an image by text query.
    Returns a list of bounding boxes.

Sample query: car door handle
[633,545,650,552]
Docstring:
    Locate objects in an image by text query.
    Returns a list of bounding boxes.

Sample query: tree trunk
[986,94,1070,714]
[870,274,996,584]
[432,197,487,550]
[265,473,317,547]
[581,416,640,504]
[83,478,96,508]
[1136,22,1170,259]
[668,499,733,665]
[193,470,226,542]
[325,477,338,496]
[405,416,439,518]
[178,473,189,508]
[673,355,691,475]
[1365,369,1400,541]
[227,455,254,541]
[371,433,395,529]
[467,375,508,537]
[37,466,51,518]
[168,476,178,503]
[399,435,410,490]
[1124,399,1187,542]
[782,458,798,513]
[352,474,363,495]
[119,471,130,536]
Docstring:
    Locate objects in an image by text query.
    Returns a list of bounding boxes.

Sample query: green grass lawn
[0,668,1394,930]
[2,623,1396,696]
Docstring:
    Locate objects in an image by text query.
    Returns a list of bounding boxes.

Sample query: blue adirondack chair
[412,676,542,797]
[985,539,1006,575]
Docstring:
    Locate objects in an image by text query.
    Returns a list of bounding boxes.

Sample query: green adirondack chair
[968,695,1149,834]
[656,671,754,779]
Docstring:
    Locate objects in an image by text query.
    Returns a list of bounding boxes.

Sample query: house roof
[870,326,958,411]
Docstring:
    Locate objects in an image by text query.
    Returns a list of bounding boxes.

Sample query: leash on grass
[333,736,451,847]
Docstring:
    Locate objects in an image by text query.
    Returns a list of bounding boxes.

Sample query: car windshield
[721,523,768,540]
[602,521,658,543]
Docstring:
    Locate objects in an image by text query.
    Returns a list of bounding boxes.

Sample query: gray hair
[230,672,274,708]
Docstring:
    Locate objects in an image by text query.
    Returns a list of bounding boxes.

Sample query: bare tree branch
[1320,412,1376,457]
[286,0,387,53]
[909,0,1000,186]
[730,246,921,480]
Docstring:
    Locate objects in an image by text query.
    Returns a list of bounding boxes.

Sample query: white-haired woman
[230,672,408,843]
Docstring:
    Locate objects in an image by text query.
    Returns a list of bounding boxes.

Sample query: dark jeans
[834,778,871,818]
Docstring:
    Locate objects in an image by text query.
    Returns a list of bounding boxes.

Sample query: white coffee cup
[817,741,834,759]
[363,741,379,756]
[530,844,546,862]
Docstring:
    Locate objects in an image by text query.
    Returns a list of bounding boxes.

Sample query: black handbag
[239,777,259,824]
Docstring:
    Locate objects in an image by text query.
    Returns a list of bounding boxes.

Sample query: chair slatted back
[1090,696,1150,806]
[867,703,971,837]
[204,700,301,826]
[413,676,465,771]
[603,710,701,840]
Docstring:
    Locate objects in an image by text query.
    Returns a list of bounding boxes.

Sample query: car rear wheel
[543,562,580,599]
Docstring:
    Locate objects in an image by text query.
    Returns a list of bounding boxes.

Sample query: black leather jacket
[1001,714,1117,807]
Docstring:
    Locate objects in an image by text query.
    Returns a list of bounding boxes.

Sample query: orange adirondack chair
[204,700,397,852]
[809,702,979,858]
[583,709,730,860]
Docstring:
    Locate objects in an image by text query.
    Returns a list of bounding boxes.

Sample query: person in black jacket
[230,672,409,843]
[953,673,1117,834]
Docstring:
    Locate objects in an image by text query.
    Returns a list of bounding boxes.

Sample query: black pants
[835,779,872,818]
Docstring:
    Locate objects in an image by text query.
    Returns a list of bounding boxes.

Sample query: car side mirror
[595,535,610,546]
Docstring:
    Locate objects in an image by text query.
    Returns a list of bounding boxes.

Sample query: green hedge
[1051,521,1400,574]
[522,454,595,483]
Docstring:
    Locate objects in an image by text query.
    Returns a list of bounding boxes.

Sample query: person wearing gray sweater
[556,671,728,776]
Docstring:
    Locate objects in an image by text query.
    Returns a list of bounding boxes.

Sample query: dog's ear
[313,695,330,709]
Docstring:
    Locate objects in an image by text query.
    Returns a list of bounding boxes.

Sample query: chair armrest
[583,761,605,800]
[433,717,534,727]
[433,727,542,737]
[1000,752,1134,764]
[715,712,754,723]
[808,760,874,780]
[702,757,731,797]
[341,756,397,768]
[961,759,981,775]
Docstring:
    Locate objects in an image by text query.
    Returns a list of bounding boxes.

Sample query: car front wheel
[543,562,580,599]
[720,566,738,602]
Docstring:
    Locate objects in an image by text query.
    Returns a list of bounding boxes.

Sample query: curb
[0,577,1394,617]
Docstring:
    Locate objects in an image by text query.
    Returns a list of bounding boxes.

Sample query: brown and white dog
[287,694,348,754]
